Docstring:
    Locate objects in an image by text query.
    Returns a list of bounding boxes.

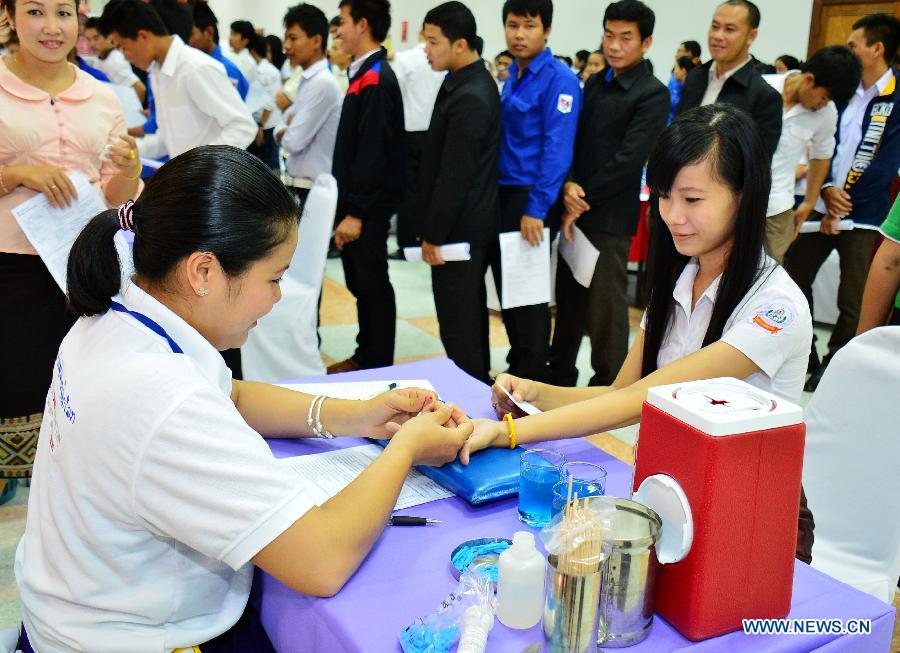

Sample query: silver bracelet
[314,396,334,439]
[307,395,323,435]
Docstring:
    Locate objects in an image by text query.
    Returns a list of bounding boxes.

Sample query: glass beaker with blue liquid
[518,449,567,527]
[551,461,608,517]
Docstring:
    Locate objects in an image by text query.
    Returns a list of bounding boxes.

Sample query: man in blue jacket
[786,13,900,391]
[492,0,580,381]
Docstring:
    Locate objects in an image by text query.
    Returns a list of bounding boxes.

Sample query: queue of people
[0,0,898,649]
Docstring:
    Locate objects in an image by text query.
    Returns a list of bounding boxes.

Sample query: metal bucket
[591,497,662,648]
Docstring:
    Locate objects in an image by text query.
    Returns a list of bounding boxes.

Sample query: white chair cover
[802,326,900,604]
[241,174,338,382]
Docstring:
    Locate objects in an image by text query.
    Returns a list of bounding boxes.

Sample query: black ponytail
[67,209,126,317]
[66,145,298,318]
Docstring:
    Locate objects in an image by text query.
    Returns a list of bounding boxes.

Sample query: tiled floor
[1,236,896,644]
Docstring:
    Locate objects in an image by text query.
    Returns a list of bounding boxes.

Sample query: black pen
[388,516,441,526]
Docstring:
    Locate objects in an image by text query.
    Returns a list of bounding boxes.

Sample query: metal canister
[592,497,662,648]
[542,553,603,653]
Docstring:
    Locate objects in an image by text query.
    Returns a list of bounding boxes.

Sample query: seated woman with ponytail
[462,105,815,559]
[15,146,472,653]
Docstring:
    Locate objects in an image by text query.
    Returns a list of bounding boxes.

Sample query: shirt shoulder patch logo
[750,303,795,335]
[557,93,573,114]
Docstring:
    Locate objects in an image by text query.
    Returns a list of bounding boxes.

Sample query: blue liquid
[551,479,605,517]
[518,467,561,527]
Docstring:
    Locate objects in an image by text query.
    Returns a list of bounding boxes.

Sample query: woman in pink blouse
[0,0,141,499]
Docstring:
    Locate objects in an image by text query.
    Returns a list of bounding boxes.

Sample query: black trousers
[784,216,878,358]
[340,218,396,368]
[489,186,551,381]
[432,245,491,384]
[397,131,427,249]
[247,128,280,172]
[548,232,631,386]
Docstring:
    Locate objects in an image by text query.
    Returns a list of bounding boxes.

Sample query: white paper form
[12,171,108,292]
[499,228,551,309]
[496,383,541,415]
[277,379,437,400]
[557,225,600,288]
[280,444,453,509]
[799,219,854,234]
[403,242,471,263]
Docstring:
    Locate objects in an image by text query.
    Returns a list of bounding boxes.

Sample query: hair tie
[117,199,135,232]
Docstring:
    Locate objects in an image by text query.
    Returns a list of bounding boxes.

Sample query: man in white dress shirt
[761,46,860,263]
[275,3,343,208]
[84,16,146,102]
[100,0,257,162]
[227,19,257,83]
[389,30,445,257]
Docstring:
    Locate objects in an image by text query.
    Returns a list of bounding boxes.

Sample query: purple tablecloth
[255,358,895,652]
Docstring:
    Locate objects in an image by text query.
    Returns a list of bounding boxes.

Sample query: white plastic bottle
[496,531,546,629]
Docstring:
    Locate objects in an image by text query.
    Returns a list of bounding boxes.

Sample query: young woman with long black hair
[15,146,471,652]
[463,103,812,455]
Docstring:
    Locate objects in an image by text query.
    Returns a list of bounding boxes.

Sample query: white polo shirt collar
[301,56,329,80]
[114,281,232,394]
[156,35,186,78]
[673,258,722,317]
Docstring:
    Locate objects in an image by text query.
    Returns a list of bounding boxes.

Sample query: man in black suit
[677,0,781,160]
[547,0,669,387]
[416,1,501,384]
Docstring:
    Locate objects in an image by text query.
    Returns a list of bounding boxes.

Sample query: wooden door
[807,0,900,56]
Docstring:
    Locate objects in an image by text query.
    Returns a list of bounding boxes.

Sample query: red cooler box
[631,378,805,641]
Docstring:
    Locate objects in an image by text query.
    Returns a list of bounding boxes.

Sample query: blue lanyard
[110,301,183,354]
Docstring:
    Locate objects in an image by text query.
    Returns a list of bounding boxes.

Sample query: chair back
[803,326,900,604]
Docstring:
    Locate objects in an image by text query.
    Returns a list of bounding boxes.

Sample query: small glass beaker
[518,449,567,527]
[551,462,607,517]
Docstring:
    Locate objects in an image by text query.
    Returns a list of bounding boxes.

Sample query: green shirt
[879,195,900,309]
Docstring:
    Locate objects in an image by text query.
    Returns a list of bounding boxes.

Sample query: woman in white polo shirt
[463,103,812,455]
[15,146,471,653]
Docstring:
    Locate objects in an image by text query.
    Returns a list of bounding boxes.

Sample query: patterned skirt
[0,253,76,478]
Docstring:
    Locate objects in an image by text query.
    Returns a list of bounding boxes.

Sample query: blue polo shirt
[499,47,581,220]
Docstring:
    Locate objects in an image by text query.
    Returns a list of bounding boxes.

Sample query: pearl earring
[198,287,209,297]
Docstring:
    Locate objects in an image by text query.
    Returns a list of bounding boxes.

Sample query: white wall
[206,0,813,82]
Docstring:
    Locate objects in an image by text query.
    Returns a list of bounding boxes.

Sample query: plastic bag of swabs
[540,497,615,574]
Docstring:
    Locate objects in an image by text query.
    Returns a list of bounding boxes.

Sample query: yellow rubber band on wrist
[503,412,516,449]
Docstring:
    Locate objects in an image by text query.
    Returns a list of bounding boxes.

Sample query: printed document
[277,379,437,400]
[12,171,108,292]
[403,242,471,263]
[499,228,551,309]
[558,225,600,288]
[280,444,453,509]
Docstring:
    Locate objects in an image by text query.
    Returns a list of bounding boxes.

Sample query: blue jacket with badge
[828,72,900,227]
[498,48,581,220]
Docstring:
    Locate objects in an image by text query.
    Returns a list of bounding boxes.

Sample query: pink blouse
[0,59,135,255]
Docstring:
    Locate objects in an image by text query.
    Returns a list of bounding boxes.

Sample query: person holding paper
[415,2,500,385]
[99,0,256,162]
[491,0,580,381]
[0,0,141,494]
[328,0,405,373]
[464,106,816,559]
[14,146,472,651]
[548,0,668,388]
